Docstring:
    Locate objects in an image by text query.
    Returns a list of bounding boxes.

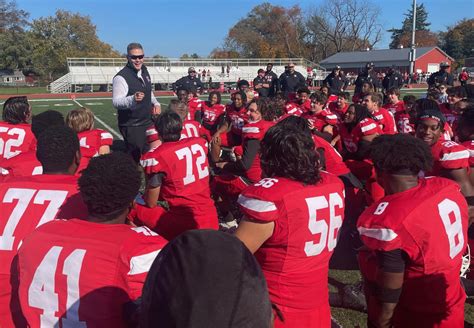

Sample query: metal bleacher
[49,57,326,94]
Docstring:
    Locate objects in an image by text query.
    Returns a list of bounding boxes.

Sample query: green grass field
[2,91,472,327]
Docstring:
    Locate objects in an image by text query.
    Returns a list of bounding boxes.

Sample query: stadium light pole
[409,0,417,75]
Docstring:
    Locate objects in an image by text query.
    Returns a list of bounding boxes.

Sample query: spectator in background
[382,66,404,103]
[459,68,469,87]
[437,84,449,103]
[323,65,347,96]
[264,63,279,97]
[175,67,205,94]
[253,69,270,98]
[112,42,161,162]
[279,62,306,99]
[427,62,454,88]
[354,62,381,95]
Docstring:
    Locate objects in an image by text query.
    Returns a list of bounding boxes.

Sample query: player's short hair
[79,152,141,220]
[237,80,249,88]
[367,92,383,106]
[370,134,433,175]
[168,99,188,121]
[446,86,467,99]
[31,110,65,138]
[297,87,310,95]
[337,92,349,100]
[403,95,417,106]
[248,98,277,122]
[232,90,247,104]
[208,91,221,104]
[414,98,440,115]
[127,42,143,54]
[2,96,30,124]
[310,90,328,105]
[66,107,94,133]
[36,126,79,173]
[387,87,400,96]
[426,87,441,101]
[277,115,312,136]
[155,111,182,142]
[260,125,319,185]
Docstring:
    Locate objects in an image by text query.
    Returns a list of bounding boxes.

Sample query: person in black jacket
[112,42,161,162]
[354,62,381,95]
[174,67,205,93]
[264,63,279,97]
[323,65,348,95]
[279,62,306,99]
[382,66,404,103]
[427,62,454,89]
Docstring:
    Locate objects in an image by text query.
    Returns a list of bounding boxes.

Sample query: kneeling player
[357,134,468,327]
[235,125,345,327]
[17,152,167,327]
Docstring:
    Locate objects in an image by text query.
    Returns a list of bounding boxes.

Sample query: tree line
[1,0,473,82]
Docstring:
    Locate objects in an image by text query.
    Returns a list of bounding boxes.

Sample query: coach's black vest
[115,63,153,127]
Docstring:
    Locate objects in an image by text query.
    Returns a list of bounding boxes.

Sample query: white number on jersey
[304,192,344,256]
[28,246,87,327]
[438,198,464,259]
[181,123,199,139]
[175,144,209,185]
[0,188,68,251]
[254,178,279,189]
[0,126,26,159]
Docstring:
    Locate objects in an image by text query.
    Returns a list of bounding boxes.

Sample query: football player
[201,91,226,135]
[358,134,468,327]
[363,92,397,135]
[140,111,218,240]
[0,110,65,179]
[0,96,36,160]
[0,126,85,327]
[235,124,345,327]
[17,152,167,327]
[66,107,112,174]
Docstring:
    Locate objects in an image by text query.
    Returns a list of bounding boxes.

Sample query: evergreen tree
[388,3,431,49]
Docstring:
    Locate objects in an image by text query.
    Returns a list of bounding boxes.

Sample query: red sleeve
[146,126,159,143]
[140,149,165,174]
[382,110,397,134]
[354,118,380,138]
[438,141,470,170]
[98,129,113,146]
[238,183,279,222]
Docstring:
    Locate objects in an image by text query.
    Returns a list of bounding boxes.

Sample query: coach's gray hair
[127,42,143,54]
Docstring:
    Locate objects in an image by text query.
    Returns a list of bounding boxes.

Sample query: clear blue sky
[17,0,472,58]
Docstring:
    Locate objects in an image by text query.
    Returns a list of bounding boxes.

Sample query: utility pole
[409,0,417,75]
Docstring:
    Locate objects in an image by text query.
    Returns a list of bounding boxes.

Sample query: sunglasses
[129,55,144,60]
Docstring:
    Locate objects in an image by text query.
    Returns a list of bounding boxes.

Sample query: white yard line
[71,98,123,140]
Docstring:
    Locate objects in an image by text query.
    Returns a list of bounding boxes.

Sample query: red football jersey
[382,100,405,115]
[0,174,86,327]
[338,118,382,153]
[187,97,203,121]
[226,104,248,136]
[439,103,458,128]
[394,112,414,134]
[140,137,217,230]
[312,135,350,176]
[461,140,474,167]
[328,102,349,122]
[372,108,397,135]
[77,129,113,173]
[357,177,467,316]
[181,119,208,140]
[0,151,42,178]
[238,173,345,314]
[17,220,167,328]
[428,140,470,176]
[201,102,226,128]
[284,102,304,116]
[0,122,36,160]
[145,125,159,143]
[241,120,274,182]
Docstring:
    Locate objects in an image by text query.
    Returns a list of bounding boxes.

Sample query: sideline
[71,98,123,140]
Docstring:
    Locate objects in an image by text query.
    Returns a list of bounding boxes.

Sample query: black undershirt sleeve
[375,249,406,273]
[223,138,260,174]
[148,172,166,188]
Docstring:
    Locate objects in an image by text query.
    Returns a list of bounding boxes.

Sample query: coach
[112,42,161,161]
